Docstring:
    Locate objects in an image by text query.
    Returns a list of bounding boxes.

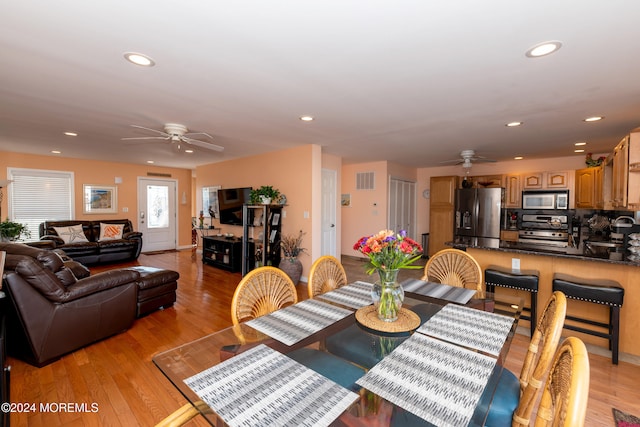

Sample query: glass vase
[372,269,404,322]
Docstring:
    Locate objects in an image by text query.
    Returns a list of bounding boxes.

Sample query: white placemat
[246,299,353,346]
[417,303,515,356]
[402,278,477,304]
[184,344,359,427]
[316,281,373,309]
[356,333,496,427]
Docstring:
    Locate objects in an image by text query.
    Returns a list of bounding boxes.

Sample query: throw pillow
[53,224,89,244]
[99,223,124,241]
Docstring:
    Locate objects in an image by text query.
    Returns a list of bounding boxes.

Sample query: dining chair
[307,255,348,298]
[484,291,567,427]
[422,248,483,291]
[231,266,298,325]
[532,336,590,427]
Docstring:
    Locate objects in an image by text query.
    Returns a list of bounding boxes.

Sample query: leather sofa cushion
[55,267,78,287]
[11,254,67,301]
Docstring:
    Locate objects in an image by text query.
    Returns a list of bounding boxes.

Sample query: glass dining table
[153,280,523,427]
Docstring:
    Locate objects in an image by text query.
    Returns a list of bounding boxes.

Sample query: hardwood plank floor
[6,250,640,426]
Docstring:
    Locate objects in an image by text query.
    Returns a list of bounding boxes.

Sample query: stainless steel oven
[518,214,569,249]
[522,190,569,210]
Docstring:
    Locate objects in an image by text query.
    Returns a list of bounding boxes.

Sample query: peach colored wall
[0,151,193,247]
[341,161,389,261]
[195,145,319,276]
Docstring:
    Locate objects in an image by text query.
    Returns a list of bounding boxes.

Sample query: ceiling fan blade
[129,124,170,137]
[439,159,464,164]
[121,136,169,141]
[182,137,224,152]
[184,132,214,140]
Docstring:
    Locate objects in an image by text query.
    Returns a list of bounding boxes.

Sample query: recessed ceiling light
[64,131,78,137]
[514,156,523,160]
[300,116,314,122]
[574,142,587,146]
[583,116,604,122]
[146,160,154,164]
[506,122,522,127]
[51,150,62,154]
[184,149,194,154]
[574,149,585,153]
[525,41,562,58]
[124,52,155,67]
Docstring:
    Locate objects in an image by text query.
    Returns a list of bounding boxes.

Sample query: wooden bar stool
[485,265,539,337]
[552,273,624,364]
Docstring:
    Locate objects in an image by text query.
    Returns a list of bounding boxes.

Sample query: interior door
[321,169,338,257]
[138,178,177,252]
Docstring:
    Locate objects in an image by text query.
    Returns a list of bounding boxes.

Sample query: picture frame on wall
[341,193,351,207]
[83,184,117,214]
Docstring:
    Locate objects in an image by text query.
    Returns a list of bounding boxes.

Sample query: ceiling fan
[440,149,496,170]
[122,123,224,152]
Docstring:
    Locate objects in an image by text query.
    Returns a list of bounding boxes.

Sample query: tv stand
[202,236,242,272]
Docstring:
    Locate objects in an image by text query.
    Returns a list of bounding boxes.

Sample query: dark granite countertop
[448,239,640,267]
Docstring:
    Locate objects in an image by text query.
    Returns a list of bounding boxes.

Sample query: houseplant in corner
[0,218,31,242]
[250,186,280,205]
[279,230,306,285]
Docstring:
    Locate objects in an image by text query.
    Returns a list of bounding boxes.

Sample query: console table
[202,236,242,272]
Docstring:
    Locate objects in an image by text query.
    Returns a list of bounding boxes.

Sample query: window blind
[8,168,74,242]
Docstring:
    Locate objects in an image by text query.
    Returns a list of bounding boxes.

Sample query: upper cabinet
[503,174,522,208]
[462,174,502,189]
[575,166,604,209]
[522,171,570,190]
[611,136,629,208]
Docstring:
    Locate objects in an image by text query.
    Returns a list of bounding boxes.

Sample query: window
[7,168,74,242]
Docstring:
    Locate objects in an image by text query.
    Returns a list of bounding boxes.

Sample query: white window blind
[8,168,74,242]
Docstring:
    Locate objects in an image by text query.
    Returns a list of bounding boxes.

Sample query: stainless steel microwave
[522,190,569,210]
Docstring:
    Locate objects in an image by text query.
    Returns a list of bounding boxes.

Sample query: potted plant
[279,230,307,284]
[0,218,31,242]
[250,186,280,205]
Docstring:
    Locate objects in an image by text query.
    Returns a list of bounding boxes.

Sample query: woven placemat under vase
[613,408,640,427]
[355,305,421,333]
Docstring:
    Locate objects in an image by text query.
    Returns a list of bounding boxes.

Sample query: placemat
[246,299,353,346]
[402,278,477,304]
[316,281,374,309]
[355,306,421,333]
[356,333,497,427]
[184,344,359,427]
[417,303,514,356]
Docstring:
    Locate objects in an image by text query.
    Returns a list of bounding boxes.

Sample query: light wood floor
[6,250,640,426]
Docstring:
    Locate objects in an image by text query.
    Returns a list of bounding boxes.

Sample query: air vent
[356,172,375,190]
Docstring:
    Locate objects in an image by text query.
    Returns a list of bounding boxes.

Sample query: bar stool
[552,273,624,364]
[485,265,539,337]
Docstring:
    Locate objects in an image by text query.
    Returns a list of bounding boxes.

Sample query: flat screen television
[218,187,252,225]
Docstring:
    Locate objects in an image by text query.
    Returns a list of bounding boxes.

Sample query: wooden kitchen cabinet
[465,174,502,188]
[611,135,629,208]
[522,171,569,190]
[429,175,457,256]
[575,166,604,209]
[503,174,522,208]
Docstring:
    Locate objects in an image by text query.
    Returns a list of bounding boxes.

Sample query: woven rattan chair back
[512,291,567,427]
[231,266,298,325]
[533,337,590,427]
[307,255,348,298]
[422,248,483,291]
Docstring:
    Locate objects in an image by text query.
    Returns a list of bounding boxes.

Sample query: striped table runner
[356,333,497,427]
[184,344,358,427]
[417,303,515,356]
[246,299,353,346]
[316,281,374,309]
[402,278,477,305]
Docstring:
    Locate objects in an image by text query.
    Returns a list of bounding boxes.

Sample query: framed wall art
[83,184,117,214]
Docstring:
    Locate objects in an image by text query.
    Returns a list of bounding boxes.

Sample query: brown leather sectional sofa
[38,219,142,265]
[1,243,178,367]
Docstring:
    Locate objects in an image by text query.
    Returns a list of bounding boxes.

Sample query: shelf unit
[242,204,283,276]
[202,236,242,272]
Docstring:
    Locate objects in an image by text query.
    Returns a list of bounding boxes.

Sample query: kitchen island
[450,239,640,359]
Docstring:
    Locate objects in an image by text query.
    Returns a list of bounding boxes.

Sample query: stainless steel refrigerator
[454,187,504,248]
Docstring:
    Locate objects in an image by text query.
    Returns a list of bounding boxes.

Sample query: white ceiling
[2,1,640,170]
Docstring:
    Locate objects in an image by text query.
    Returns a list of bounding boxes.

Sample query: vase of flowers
[279,230,306,284]
[353,229,423,322]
